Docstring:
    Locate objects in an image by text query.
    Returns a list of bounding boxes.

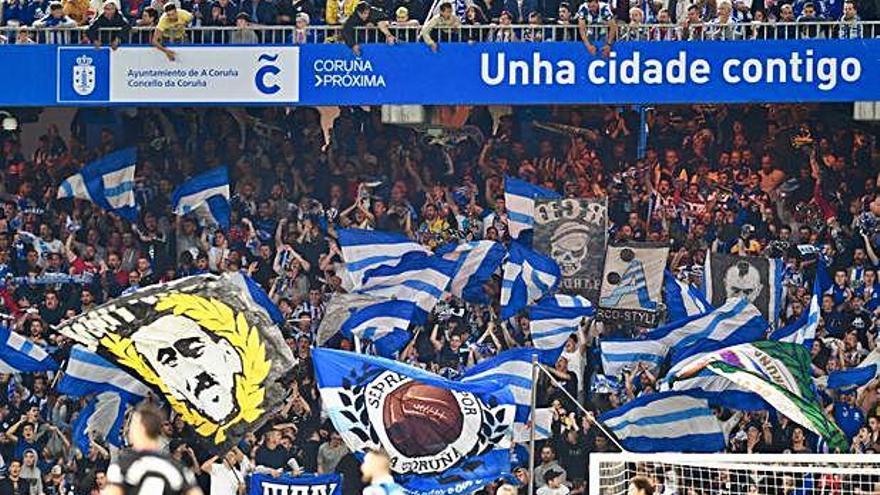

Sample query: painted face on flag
[723,261,763,303]
[132,314,243,423]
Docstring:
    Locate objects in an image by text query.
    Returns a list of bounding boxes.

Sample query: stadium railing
[1,21,879,45]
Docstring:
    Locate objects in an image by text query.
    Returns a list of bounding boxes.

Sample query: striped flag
[827,365,878,392]
[437,241,506,304]
[57,147,138,221]
[0,326,58,373]
[72,391,130,455]
[600,298,768,376]
[460,348,551,441]
[770,258,830,348]
[504,176,560,241]
[500,242,561,320]
[338,229,431,290]
[58,345,151,399]
[664,270,712,322]
[358,253,456,316]
[600,391,725,452]
[171,166,231,230]
[341,299,421,358]
[529,295,594,364]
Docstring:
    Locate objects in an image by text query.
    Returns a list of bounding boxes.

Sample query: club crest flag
[705,252,784,325]
[532,198,607,302]
[312,348,516,495]
[598,243,669,327]
[55,273,295,455]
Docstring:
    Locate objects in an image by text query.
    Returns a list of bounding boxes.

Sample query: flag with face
[704,251,784,325]
[55,273,295,455]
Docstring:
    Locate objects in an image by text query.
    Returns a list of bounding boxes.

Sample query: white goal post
[588,453,880,495]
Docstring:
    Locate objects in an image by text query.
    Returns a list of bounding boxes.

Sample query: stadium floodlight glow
[0,112,18,132]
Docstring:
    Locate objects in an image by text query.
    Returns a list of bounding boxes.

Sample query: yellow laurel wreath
[99,293,271,444]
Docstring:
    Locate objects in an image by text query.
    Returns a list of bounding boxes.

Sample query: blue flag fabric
[770,258,830,349]
[504,176,561,242]
[72,391,129,455]
[664,270,712,322]
[437,240,506,304]
[339,229,431,290]
[529,295,595,365]
[248,473,343,495]
[358,253,457,317]
[600,390,725,453]
[57,345,151,399]
[0,326,58,373]
[312,348,516,495]
[500,242,561,319]
[828,365,878,391]
[57,147,138,221]
[340,299,421,358]
[171,167,231,230]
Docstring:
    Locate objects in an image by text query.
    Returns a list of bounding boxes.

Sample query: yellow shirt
[157,9,193,41]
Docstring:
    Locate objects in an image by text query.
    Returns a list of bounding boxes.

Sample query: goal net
[589,453,880,495]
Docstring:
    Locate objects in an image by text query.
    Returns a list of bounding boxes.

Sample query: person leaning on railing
[153,3,192,60]
[32,2,77,44]
[342,2,396,56]
[87,0,131,49]
[576,0,616,56]
[420,1,461,51]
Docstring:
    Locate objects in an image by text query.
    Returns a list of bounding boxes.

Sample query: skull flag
[55,273,295,455]
[533,198,607,303]
[598,243,669,327]
[312,348,516,495]
[704,251,784,326]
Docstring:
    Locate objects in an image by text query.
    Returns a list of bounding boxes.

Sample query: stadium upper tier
[1,21,879,45]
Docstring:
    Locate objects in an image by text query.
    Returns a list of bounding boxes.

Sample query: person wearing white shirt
[200,448,251,495]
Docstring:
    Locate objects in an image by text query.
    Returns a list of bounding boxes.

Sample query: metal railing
[0,21,878,45]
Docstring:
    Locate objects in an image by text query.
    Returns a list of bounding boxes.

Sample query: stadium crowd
[0,102,874,495]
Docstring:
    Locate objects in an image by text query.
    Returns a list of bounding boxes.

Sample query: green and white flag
[670,340,849,452]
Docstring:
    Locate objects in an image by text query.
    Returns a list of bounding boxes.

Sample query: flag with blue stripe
[529,295,594,364]
[599,391,725,452]
[340,299,421,358]
[460,348,551,442]
[57,147,138,222]
[73,391,130,455]
[500,242,561,320]
[827,365,878,392]
[226,272,285,327]
[0,326,58,373]
[358,253,456,316]
[171,167,231,230]
[504,176,560,242]
[312,348,516,495]
[437,241,505,304]
[339,229,431,290]
[664,270,712,322]
[770,258,830,348]
[600,298,768,376]
[58,345,151,399]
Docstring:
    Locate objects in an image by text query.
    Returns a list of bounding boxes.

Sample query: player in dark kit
[104,404,203,495]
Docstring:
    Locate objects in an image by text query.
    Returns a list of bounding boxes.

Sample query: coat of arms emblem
[72,54,95,96]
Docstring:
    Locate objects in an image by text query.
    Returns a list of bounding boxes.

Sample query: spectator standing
[229,11,259,41]
[32,2,77,43]
[420,1,460,51]
[316,431,349,474]
[152,3,192,60]
[838,0,862,37]
[292,12,309,43]
[86,0,131,48]
[341,2,396,57]
[576,0,616,56]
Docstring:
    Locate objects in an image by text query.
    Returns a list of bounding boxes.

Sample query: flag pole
[528,352,538,495]
[536,365,627,452]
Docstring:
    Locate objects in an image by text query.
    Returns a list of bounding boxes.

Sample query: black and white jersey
[107,451,199,495]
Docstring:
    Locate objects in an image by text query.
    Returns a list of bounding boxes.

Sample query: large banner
[704,252,783,325]
[0,40,877,106]
[598,243,669,327]
[248,473,342,495]
[533,198,607,302]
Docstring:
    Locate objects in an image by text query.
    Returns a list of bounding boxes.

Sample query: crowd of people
[0,0,876,47]
[0,102,874,495]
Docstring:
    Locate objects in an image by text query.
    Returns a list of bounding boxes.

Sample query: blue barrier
[3,39,878,106]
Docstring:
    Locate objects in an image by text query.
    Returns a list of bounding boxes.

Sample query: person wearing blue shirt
[32,2,77,43]
[831,390,865,441]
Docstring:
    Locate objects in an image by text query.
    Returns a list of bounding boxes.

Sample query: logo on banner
[255,53,281,95]
[331,371,508,474]
[72,55,96,96]
[599,248,656,310]
[597,244,668,327]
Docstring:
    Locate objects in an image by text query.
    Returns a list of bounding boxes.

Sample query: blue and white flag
[248,473,342,495]
[313,348,515,495]
[600,391,725,452]
[358,253,456,316]
[770,259,830,348]
[529,295,595,364]
[504,176,560,241]
[72,391,129,455]
[57,147,138,222]
[827,365,878,392]
[171,167,231,230]
[339,229,432,290]
[0,326,58,373]
[500,242,561,320]
[600,298,768,376]
[460,348,551,442]
[704,252,784,326]
[664,270,712,322]
[225,272,286,327]
[341,299,420,358]
[437,241,505,304]
[58,345,151,399]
